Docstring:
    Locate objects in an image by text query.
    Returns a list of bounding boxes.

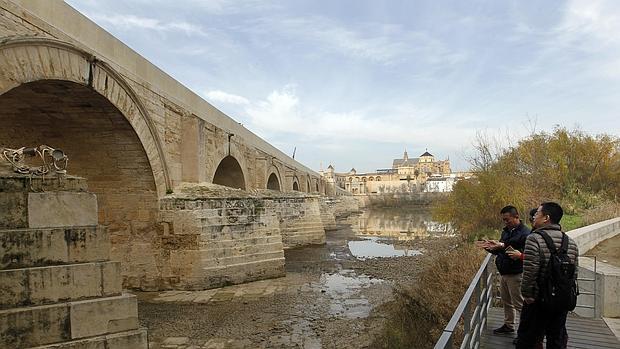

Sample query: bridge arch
[267,173,280,191]
[213,155,246,190]
[292,176,300,191]
[266,166,282,191]
[0,37,173,290]
[0,37,170,195]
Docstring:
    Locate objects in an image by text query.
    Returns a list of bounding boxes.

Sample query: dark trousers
[516,302,568,349]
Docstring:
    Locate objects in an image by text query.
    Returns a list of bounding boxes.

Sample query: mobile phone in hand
[505,245,515,252]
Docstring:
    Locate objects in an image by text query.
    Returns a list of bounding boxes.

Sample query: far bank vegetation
[435,127,620,241]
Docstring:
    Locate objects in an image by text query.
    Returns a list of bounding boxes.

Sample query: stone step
[188,258,286,289]
[199,241,284,258]
[0,261,122,309]
[201,250,285,268]
[283,233,326,248]
[0,173,88,193]
[29,328,147,349]
[199,234,282,247]
[0,293,139,348]
[0,226,109,269]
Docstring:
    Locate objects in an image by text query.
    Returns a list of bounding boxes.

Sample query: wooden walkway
[482,307,620,349]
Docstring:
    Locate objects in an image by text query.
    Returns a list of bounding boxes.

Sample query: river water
[347,207,453,258]
[140,206,453,349]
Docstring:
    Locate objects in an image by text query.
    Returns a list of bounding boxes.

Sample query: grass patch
[561,214,584,231]
[373,242,484,348]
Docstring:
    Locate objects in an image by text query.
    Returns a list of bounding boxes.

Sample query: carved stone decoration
[0,145,68,176]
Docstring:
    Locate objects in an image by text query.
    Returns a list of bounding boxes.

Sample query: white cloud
[204,90,250,105]
[90,14,207,36]
[243,86,478,146]
[247,16,467,66]
[560,0,620,45]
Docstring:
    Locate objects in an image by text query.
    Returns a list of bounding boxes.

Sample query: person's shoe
[493,324,515,334]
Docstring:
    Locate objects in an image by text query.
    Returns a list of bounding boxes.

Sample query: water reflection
[348,237,421,259]
[352,208,453,240]
[317,269,382,318]
[345,208,452,259]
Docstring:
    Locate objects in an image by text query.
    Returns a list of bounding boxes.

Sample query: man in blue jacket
[482,206,531,334]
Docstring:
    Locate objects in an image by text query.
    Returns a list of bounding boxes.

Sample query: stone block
[28,328,148,349]
[178,257,286,290]
[0,302,70,348]
[0,293,139,348]
[0,226,110,269]
[70,294,139,339]
[0,261,122,308]
[28,192,98,228]
[0,174,90,230]
[0,191,28,229]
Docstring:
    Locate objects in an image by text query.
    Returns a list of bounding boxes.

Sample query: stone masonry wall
[156,184,327,289]
[0,170,147,348]
[268,195,326,248]
[158,185,286,290]
[318,198,338,231]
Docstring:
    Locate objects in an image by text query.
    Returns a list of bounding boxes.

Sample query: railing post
[593,256,597,317]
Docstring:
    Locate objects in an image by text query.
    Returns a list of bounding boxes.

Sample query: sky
[65,0,620,172]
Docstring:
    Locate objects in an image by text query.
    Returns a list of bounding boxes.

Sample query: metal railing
[434,254,495,349]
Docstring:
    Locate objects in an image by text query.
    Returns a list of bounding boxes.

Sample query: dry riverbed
[137,214,453,349]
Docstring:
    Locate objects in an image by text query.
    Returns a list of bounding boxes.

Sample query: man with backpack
[516,202,579,349]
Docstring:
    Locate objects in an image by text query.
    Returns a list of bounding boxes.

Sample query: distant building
[321,149,465,194]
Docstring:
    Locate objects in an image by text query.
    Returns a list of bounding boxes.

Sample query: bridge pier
[155,184,326,290]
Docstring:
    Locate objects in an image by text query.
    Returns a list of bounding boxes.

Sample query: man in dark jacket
[483,206,531,334]
[516,202,579,349]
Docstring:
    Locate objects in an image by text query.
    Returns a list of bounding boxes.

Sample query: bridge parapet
[567,217,620,318]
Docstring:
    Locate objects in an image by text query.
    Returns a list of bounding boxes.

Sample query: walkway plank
[481,307,620,349]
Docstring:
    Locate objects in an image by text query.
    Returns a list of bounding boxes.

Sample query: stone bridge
[0,0,354,290]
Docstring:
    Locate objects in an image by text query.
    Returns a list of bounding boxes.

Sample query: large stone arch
[213,155,246,190]
[0,37,172,289]
[0,37,171,196]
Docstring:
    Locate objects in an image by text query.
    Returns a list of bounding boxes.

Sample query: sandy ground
[587,234,620,267]
[136,214,451,349]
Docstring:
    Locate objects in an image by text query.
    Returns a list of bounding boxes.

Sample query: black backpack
[536,231,578,312]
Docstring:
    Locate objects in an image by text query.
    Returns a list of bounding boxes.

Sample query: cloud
[129,0,275,15]
[204,90,250,105]
[89,14,207,36]
[246,16,467,66]
[242,86,479,147]
[559,0,620,45]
